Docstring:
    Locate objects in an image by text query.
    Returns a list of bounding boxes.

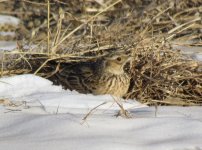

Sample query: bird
[55,51,131,98]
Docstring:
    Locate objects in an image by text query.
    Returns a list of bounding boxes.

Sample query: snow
[0,74,63,98]
[0,74,202,150]
[0,15,20,51]
[191,53,202,62]
[0,41,17,51]
[0,15,20,26]
[172,45,202,62]
[0,31,15,36]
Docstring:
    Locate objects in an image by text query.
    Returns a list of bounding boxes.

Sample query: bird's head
[103,52,131,75]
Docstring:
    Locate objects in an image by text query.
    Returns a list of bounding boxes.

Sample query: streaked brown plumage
[56,52,131,97]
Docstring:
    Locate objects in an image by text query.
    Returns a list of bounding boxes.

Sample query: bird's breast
[93,73,130,97]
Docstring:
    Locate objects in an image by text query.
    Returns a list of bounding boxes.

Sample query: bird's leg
[112,96,133,118]
[115,109,132,118]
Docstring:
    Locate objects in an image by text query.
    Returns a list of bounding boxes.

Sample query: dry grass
[0,0,202,106]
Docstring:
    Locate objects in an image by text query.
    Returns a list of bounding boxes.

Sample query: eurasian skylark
[56,52,131,97]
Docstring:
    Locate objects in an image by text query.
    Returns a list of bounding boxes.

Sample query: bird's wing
[56,63,99,94]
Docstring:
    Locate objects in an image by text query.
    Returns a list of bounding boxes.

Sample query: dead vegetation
[0,0,202,105]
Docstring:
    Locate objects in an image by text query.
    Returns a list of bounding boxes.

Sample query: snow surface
[191,53,202,62]
[0,31,15,36]
[0,41,17,51]
[172,45,202,62]
[0,107,202,150]
[0,15,20,25]
[0,74,202,150]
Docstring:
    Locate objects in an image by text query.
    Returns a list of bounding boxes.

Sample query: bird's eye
[116,57,122,61]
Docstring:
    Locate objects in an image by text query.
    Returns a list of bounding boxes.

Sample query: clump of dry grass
[127,37,202,105]
[0,0,202,106]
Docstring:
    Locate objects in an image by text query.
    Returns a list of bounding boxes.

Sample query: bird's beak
[122,56,132,68]
[126,56,132,63]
